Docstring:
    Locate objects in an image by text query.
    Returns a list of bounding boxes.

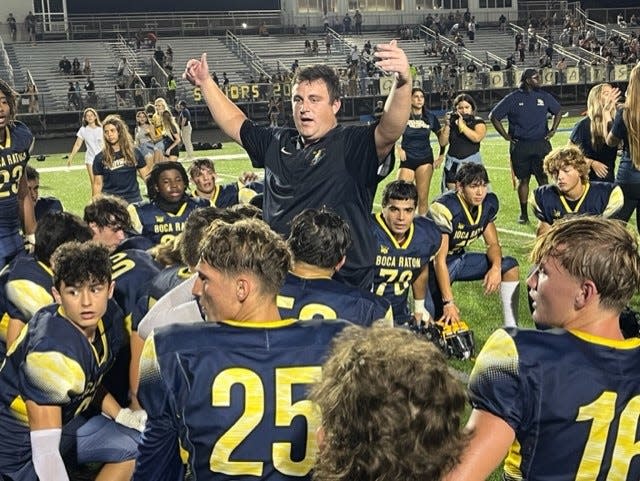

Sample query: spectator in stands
[312,39,319,56]
[343,12,351,34]
[24,83,39,114]
[146,31,157,49]
[153,46,165,67]
[116,57,127,77]
[59,56,72,75]
[268,96,280,127]
[25,11,36,43]
[630,14,638,26]
[166,74,177,106]
[133,80,144,108]
[6,13,17,41]
[72,57,81,76]
[25,166,63,221]
[325,32,333,54]
[354,9,363,35]
[68,107,103,186]
[149,77,161,100]
[165,46,173,69]
[304,39,312,55]
[499,13,507,32]
[84,76,96,107]
[258,21,269,36]
[83,57,92,76]
[67,82,80,110]
[556,57,567,84]
[291,59,299,73]
[617,13,627,28]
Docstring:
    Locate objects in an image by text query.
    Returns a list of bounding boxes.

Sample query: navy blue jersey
[0,301,124,475]
[611,108,640,184]
[489,88,561,141]
[131,265,192,331]
[277,272,392,326]
[0,263,11,360]
[210,182,257,208]
[34,196,63,222]
[470,328,640,481]
[135,319,349,481]
[400,110,441,160]
[0,122,33,260]
[429,191,499,255]
[570,117,618,183]
[240,121,392,288]
[5,255,53,322]
[129,196,208,246]
[371,213,441,323]
[110,248,161,328]
[531,182,623,225]
[92,148,146,204]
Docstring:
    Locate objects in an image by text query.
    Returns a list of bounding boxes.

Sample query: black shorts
[163,136,180,157]
[510,139,551,180]
[399,155,434,171]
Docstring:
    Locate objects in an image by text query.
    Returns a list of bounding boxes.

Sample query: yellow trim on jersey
[470,329,519,380]
[210,185,220,206]
[37,261,54,277]
[0,312,9,341]
[127,204,143,233]
[603,185,624,219]
[569,329,640,349]
[238,186,257,204]
[457,192,483,225]
[429,201,454,233]
[374,212,415,249]
[57,307,109,365]
[5,279,54,320]
[559,182,590,213]
[125,313,133,336]
[167,202,188,218]
[9,395,28,424]
[504,437,524,480]
[24,351,86,403]
[220,319,299,329]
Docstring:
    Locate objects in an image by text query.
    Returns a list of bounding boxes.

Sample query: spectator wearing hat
[489,68,563,224]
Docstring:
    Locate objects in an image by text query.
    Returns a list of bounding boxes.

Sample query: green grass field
[36,116,630,481]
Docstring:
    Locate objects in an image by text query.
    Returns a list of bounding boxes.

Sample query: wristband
[442,298,454,306]
[25,234,35,245]
[414,299,425,314]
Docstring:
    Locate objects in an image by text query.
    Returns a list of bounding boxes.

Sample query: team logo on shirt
[155,216,164,223]
[537,99,545,106]
[310,149,326,166]
[380,245,389,254]
[458,223,466,230]
[552,209,561,219]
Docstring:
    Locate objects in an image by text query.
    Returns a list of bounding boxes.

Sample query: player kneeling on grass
[0,242,144,481]
[428,163,520,327]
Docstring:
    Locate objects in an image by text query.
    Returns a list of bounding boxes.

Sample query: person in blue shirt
[0,79,35,269]
[396,87,446,215]
[92,115,150,204]
[606,64,640,231]
[489,68,562,224]
[569,83,620,183]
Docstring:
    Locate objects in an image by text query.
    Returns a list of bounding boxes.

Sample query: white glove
[115,408,147,432]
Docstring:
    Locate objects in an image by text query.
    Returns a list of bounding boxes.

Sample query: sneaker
[517,215,529,224]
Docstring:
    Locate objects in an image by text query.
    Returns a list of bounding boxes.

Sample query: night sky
[66,0,280,14]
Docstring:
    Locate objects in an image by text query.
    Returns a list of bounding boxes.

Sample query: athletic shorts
[399,155,434,171]
[510,139,551,180]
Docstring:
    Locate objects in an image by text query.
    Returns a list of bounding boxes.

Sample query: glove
[115,408,147,432]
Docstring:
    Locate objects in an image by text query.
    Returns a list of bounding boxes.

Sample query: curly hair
[0,79,18,124]
[531,216,640,312]
[199,218,291,296]
[51,241,112,289]
[35,212,93,265]
[145,161,189,201]
[311,325,469,481]
[543,145,589,183]
[83,194,132,230]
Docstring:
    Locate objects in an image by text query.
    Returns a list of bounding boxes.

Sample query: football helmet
[410,317,475,360]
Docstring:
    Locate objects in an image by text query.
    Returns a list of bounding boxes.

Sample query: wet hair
[543,145,589,183]
[531,216,640,312]
[180,207,238,268]
[200,218,291,296]
[35,212,93,265]
[25,165,39,181]
[0,79,18,123]
[381,180,418,208]
[455,163,490,186]
[311,325,469,481]
[287,208,351,268]
[293,64,341,103]
[146,161,189,201]
[52,241,112,289]
[83,194,132,230]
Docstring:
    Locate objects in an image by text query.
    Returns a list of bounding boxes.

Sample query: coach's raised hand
[183,53,210,87]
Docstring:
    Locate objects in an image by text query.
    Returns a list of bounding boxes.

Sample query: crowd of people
[2,18,640,481]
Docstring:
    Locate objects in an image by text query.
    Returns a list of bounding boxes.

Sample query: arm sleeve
[31,428,69,481]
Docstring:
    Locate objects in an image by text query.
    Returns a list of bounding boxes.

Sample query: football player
[0,242,142,481]
[0,79,35,269]
[134,218,349,481]
[128,161,208,246]
[428,163,520,326]
[4,212,93,349]
[25,166,64,222]
[312,325,468,481]
[444,217,640,481]
[530,145,623,236]
[188,157,258,206]
[279,208,393,325]
[371,181,442,325]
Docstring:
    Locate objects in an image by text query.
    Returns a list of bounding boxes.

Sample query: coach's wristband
[442,298,454,306]
[25,234,35,245]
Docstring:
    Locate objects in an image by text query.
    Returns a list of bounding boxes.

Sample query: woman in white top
[67,108,103,185]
